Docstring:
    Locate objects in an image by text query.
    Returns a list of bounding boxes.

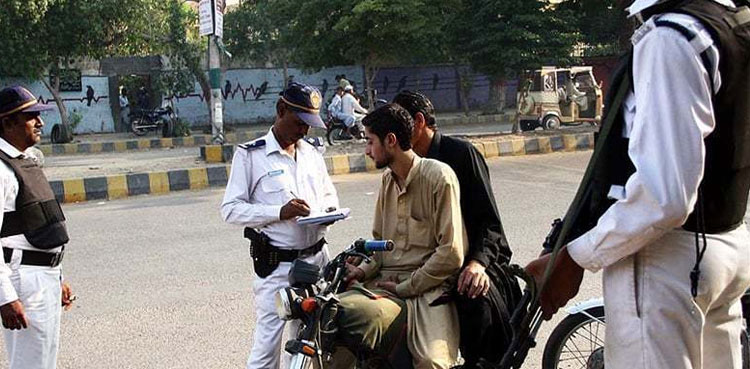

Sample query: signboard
[214,0,224,39]
[199,0,223,38]
[199,0,213,36]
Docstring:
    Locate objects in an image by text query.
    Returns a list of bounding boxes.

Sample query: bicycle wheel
[542,306,605,369]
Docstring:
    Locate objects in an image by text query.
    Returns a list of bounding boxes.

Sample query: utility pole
[208,36,224,144]
[200,0,225,144]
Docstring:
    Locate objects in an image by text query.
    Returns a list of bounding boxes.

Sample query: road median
[50,131,593,204]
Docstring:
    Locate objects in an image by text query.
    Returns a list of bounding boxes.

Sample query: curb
[38,131,267,157]
[38,113,514,157]
[50,132,593,204]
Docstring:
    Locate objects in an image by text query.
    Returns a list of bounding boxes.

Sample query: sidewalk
[38,108,599,204]
[45,127,596,204]
[38,111,516,156]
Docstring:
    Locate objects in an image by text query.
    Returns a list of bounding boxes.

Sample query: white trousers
[603,226,750,369]
[3,261,62,369]
[246,247,330,369]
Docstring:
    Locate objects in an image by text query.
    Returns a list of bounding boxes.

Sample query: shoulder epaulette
[304,136,325,148]
[238,138,266,150]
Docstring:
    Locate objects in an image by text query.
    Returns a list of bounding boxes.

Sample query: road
[5,151,600,369]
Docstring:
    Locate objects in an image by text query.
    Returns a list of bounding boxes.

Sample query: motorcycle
[275,238,395,369]
[542,291,750,369]
[326,97,388,145]
[129,104,177,138]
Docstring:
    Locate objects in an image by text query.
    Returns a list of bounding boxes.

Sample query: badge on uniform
[268,169,284,177]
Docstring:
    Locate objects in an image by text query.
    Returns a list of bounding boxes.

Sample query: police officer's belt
[244,227,326,278]
[2,247,64,268]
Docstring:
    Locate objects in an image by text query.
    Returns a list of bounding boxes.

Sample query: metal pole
[209,36,224,144]
[208,0,224,144]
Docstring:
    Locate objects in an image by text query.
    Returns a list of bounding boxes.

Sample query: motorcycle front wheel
[131,118,149,136]
[542,306,605,369]
[327,125,352,145]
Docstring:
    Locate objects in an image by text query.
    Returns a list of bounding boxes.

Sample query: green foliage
[556,0,628,55]
[173,118,192,137]
[224,0,299,67]
[447,0,581,83]
[288,0,455,71]
[67,108,82,130]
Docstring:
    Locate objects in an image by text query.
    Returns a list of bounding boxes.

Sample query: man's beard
[375,151,393,169]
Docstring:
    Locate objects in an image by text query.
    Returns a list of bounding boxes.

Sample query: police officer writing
[221,82,339,369]
[393,91,520,368]
[526,1,750,369]
[0,86,74,369]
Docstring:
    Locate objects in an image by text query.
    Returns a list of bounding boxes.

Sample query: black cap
[0,86,55,119]
[279,82,326,129]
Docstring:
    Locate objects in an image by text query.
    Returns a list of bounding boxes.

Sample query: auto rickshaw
[516,66,603,131]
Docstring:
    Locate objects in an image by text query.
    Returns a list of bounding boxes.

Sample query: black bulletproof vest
[0,150,69,249]
[565,0,750,242]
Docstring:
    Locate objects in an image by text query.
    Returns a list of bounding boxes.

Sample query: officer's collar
[264,128,310,157]
[0,138,24,159]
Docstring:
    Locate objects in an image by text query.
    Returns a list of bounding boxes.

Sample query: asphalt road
[3,151,601,369]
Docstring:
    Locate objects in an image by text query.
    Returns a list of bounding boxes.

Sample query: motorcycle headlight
[275,288,295,321]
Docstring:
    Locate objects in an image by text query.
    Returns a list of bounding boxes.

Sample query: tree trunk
[282,60,289,87]
[484,77,507,115]
[454,65,471,116]
[364,64,379,110]
[41,73,69,128]
[187,61,211,116]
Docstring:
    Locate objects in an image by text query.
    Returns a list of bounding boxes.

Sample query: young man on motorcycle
[526,1,750,369]
[393,90,521,368]
[333,104,467,369]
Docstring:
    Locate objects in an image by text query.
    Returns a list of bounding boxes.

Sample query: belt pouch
[245,228,279,278]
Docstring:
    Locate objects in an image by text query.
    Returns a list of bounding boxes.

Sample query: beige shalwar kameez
[356,157,467,369]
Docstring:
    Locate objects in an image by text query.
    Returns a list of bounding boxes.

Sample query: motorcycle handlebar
[353,239,394,253]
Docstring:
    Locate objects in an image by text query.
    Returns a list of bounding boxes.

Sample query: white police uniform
[0,138,64,369]
[567,1,750,368]
[221,128,339,369]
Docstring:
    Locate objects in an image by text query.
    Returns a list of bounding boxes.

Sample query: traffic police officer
[221,82,339,369]
[527,1,750,368]
[0,85,75,369]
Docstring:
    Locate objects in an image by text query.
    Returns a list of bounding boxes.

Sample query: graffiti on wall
[167,66,364,125]
[0,76,114,135]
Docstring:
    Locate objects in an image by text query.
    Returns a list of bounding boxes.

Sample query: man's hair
[362,103,413,151]
[392,90,436,127]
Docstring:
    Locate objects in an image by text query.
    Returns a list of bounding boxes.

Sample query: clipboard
[297,208,351,225]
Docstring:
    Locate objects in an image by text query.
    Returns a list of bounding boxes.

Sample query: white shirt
[341,93,367,117]
[568,5,731,272]
[221,129,339,249]
[0,138,63,306]
[328,94,342,116]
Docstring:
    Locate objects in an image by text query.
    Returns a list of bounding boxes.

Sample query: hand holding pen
[280,190,311,220]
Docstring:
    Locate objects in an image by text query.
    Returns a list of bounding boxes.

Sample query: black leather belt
[273,238,326,263]
[2,247,64,267]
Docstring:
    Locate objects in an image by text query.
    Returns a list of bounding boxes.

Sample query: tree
[288,0,456,107]
[556,0,629,56]
[159,0,210,114]
[0,0,163,136]
[224,0,299,84]
[447,0,580,114]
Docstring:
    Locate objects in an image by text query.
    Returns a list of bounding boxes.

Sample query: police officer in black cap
[0,85,74,369]
[221,82,340,369]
